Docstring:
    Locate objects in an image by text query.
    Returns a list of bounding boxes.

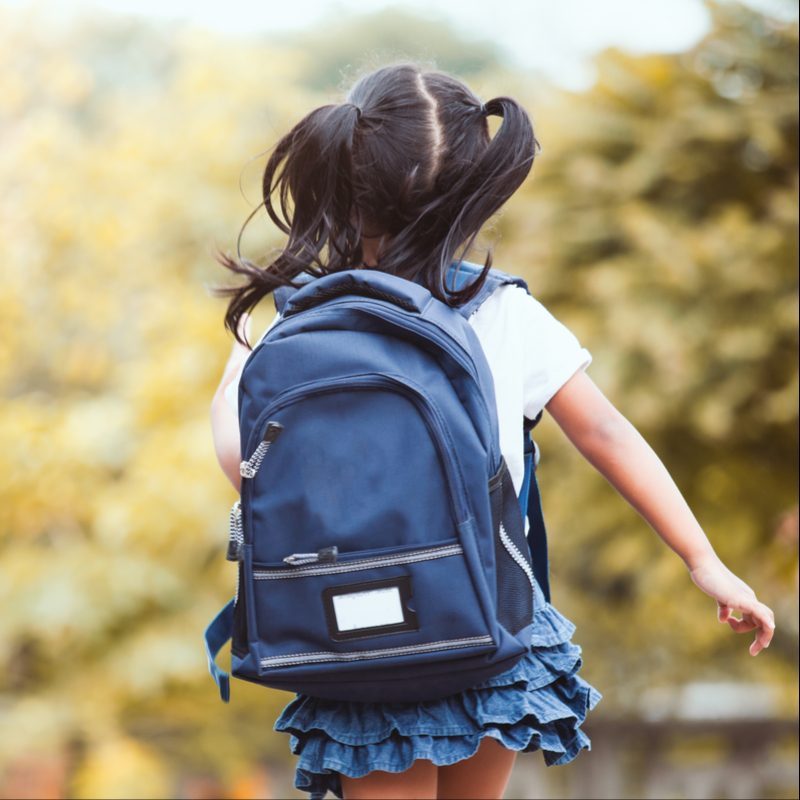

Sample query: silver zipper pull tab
[227,539,242,562]
[284,546,339,566]
[317,546,338,563]
[226,500,243,561]
[262,421,285,444]
[240,420,284,479]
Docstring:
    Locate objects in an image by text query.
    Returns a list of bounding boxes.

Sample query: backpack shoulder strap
[273,273,316,315]
[447,261,529,320]
[449,262,552,602]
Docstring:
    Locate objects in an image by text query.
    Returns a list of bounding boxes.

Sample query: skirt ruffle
[274,593,601,799]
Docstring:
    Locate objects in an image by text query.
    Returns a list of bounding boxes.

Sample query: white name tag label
[332,586,405,632]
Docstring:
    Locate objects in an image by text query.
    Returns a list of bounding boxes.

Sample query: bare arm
[546,370,775,655]
[210,316,251,493]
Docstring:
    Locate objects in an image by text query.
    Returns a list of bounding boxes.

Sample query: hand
[689,555,775,655]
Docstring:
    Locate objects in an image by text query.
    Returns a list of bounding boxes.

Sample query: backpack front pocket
[240,374,473,564]
[248,540,493,672]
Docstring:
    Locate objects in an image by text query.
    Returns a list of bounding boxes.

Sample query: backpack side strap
[522,445,551,604]
[204,600,234,702]
[520,412,550,603]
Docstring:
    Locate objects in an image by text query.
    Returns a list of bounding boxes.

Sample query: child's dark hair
[218,64,539,343]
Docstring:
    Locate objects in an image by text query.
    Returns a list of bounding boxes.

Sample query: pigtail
[216,103,363,345]
[377,89,538,308]
[437,96,538,304]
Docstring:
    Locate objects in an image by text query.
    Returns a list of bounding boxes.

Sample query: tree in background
[0,2,796,796]
[500,1,798,706]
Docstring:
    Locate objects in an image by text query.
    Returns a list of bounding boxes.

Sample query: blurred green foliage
[0,2,796,797]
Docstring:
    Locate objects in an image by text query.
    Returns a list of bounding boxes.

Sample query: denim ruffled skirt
[275,578,601,799]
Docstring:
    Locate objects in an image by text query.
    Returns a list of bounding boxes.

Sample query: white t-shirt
[467,284,591,494]
[225,284,590,496]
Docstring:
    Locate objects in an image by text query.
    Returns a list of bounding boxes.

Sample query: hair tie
[480,103,489,117]
[347,103,362,120]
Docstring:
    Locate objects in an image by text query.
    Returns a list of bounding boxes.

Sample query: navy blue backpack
[205,262,551,703]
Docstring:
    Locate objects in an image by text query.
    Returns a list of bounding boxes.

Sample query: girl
[210,64,775,800]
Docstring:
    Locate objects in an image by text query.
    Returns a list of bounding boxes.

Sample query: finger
[727,616,758,633]
[752,606,775,653]
[755,606,776,634]
[737,599,776,635]
[717,604,732,623]
[752,625,773,655]
[750,626,772,656]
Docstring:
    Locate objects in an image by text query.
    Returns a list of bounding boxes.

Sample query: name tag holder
[323,576,419,642]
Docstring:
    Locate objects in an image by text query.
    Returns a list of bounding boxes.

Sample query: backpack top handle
[283,270,426,317]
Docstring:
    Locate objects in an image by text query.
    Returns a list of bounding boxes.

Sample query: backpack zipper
[239,421,284,479]
[283,546,339,566]
[259,633,494,669]
[254,542,464,580]
[226,500,244,562]
[499,523,535,590]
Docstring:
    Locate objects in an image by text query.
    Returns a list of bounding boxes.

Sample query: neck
[361,234,390,267]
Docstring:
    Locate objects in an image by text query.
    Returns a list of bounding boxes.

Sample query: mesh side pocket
[489,458,534,635]
[232,561,249,659]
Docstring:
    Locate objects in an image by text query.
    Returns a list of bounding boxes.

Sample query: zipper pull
[283,546,339,566]
[226,500,243,561]
[227,539,242,562]
[240,421,284,479]
[317,546,339,563]
[262,421,285,444]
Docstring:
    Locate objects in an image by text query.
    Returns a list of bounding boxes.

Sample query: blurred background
[0,0,797,797]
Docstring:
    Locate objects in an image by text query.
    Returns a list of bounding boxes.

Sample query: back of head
[219,64,539,342]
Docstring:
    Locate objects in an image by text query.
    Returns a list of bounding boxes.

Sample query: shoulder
[470,282,552,329]
[470,281,588,359]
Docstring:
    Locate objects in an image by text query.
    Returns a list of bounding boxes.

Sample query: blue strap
[273,273,316,315]
[521,443,551,603]
[446,262,528,320]
[446,262,550,598]
[273,285,294,315]
[204,600,234,703]
[518,452,533,522]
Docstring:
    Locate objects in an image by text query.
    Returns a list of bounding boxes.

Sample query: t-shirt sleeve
[516,290,592,420]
